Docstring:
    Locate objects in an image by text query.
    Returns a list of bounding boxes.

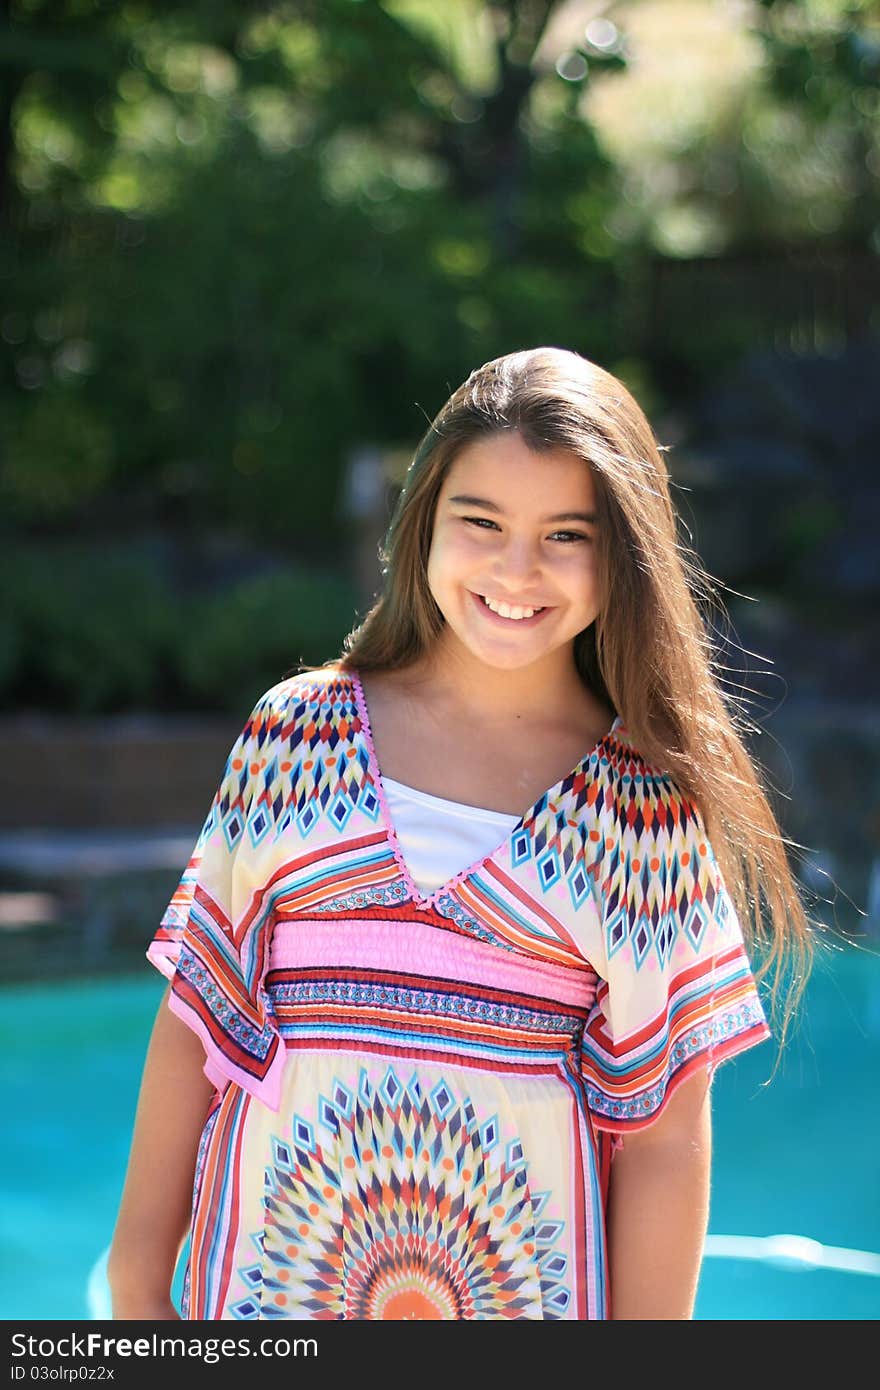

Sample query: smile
[471,592,550,624]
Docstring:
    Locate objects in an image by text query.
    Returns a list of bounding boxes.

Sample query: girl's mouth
[470,591,551,626]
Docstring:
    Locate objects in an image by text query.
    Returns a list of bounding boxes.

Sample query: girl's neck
[404,629,591,726]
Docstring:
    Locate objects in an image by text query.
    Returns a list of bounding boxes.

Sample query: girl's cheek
[436,530,488,567]
[552,547,595,577]
[426,533,475,593]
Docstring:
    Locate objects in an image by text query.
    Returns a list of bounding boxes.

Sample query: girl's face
[426,431,600,673]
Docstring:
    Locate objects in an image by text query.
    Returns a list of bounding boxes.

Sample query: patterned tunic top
[148,668,770,1320]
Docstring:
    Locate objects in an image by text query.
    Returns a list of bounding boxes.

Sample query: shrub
[177,567,362,715]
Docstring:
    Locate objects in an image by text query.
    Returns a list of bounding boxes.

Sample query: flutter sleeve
[147,685,286,1109]
[579,763,771,1134]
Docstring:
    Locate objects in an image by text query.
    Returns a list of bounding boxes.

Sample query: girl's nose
[491,536,542,589]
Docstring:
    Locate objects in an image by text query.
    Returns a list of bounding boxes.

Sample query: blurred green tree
[2,0,877,712]
[1,0,623,551]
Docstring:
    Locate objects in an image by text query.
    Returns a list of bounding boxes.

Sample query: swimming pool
[2,945,878,1320]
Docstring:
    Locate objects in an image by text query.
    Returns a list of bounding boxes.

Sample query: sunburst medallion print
[229,1066,572,1319]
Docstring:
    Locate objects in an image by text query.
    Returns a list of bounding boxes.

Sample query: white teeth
[482,595,541,620]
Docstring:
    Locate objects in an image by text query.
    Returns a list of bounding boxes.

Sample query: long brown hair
[339,346,815,1045]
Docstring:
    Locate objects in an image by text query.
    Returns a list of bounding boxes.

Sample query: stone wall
[0,713,240,831]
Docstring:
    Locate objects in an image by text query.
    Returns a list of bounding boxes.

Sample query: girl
[108,346,812,1321]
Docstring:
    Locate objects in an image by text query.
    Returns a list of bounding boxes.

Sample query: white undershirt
[383,777,520,896]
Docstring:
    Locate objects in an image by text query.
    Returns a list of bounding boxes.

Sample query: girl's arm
[605,1067,713,1319]
[107,984,216,1320]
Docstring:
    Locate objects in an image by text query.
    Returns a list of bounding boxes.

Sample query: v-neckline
[350,668,622,913]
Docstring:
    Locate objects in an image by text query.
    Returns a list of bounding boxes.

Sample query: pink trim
[203,1054,231,1094]
[146,941,177,982]
[350,667,621,914]
[153,953,287,1111]
[269,917,597,1007]
[350,669,435,909]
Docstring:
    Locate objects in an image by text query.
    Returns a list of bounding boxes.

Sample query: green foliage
[2,0,876,713]
[2,1,626,551]
[2,388,115,522]
[0,540,360,714]
[732,0,880,246]
[178,568,361,716]
[0,541,178,713]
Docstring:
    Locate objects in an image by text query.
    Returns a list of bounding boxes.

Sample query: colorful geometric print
[245,675,379,851]
[158,673,737,978]
[263,925,594,1076]
[149,668,769,1126]
[597,761,725,968]
[149,668,772,1320]
[230,1066,571,1321]
[155,674,376,924]
[154,669,729,966]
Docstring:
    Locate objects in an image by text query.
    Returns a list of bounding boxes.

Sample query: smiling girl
[109,347,812,1321]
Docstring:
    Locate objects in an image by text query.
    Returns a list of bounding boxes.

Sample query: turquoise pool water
[2,946,878,1320]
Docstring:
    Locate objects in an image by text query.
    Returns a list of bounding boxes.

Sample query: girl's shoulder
[594,718,698,824]
[248,665,355,720]
[600,717,673,783]
[226,668,357,759]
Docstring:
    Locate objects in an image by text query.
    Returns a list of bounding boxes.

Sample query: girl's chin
[449,626,564,672]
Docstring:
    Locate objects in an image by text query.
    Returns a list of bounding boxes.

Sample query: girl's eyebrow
[447,494,597,525]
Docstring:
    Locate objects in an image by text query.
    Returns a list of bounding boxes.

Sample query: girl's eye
[461,517,591,544]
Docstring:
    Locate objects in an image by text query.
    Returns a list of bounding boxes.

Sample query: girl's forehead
[442,435,596,505]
